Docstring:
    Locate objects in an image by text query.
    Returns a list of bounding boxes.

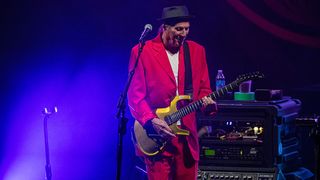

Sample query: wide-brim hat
[158,5,194,22]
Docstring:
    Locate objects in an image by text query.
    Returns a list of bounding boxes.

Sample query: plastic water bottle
[216,69,225,90]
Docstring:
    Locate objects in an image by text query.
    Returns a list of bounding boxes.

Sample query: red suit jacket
[128,34,212,160]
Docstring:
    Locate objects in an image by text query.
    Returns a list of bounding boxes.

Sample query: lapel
[151,34,176,84]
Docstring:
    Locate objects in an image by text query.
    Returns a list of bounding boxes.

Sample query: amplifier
[198,97,301,169]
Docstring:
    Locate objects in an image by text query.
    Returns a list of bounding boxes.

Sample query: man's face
[164,21,190,50]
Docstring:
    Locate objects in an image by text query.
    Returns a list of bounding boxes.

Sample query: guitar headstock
[236,71,265,83]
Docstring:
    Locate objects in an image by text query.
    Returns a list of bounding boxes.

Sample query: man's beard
[163,34,185,53]
[175,35,185,45]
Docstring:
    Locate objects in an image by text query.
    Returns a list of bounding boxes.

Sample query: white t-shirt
[166,50,181,125]
[166,50,179,95]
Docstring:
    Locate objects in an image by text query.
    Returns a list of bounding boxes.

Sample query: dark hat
[158,5,194,22]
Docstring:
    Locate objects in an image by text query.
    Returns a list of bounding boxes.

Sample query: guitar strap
[183,42,193,97]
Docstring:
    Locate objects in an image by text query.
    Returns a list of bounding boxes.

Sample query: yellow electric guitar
[132,71,264,156]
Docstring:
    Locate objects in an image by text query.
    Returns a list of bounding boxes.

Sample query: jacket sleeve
[127,46,157,126]
[198,46,218,115]
[198,46,212,98]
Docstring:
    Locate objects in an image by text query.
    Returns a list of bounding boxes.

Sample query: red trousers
[143,136,198,180]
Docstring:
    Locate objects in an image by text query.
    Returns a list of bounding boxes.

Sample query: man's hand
[201,96,216,107]
[151,118,176,139]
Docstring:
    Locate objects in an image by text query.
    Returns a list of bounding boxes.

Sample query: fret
[219,88,223,94]
[212,93,217,99]
[184,106,190,114]
[171,113,177,123]
[165,116,171,125]
[229,83,233,90]
[190,103,197,111]
[196,101,202,108]
[182,108,187,117]
[174,111,179,120]
[186,105,191,113]
[169,117,173,125]
[170,115,175,124]
[225,85,229,91]
[189,104,194,112]
[176,112,181,120]
[192,103,197,110]
[179,110,184,118]
[190,103,195,110]
[187,105,192,113]
[174,112,178,120]
[220,88,225,95]
[190,102,196,109]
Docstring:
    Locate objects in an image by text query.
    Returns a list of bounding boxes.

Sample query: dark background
[1,0,319,179]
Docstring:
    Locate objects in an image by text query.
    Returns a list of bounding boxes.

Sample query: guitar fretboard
[164,81,239,125]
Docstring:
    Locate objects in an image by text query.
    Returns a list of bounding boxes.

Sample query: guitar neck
[165,81,239,125]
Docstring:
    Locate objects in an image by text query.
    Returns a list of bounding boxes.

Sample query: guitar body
[133,95,191,156]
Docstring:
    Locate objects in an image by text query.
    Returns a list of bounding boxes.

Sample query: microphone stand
[42,107,57,180]
[116,40,146,180]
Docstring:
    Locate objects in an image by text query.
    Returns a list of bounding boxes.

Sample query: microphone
[139,24,152,42]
